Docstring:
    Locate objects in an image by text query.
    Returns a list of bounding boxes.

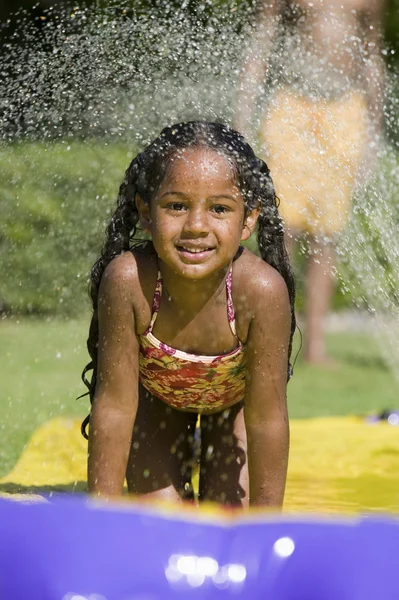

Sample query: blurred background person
[235,0,386,365]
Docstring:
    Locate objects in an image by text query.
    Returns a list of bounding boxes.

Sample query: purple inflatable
[0,495,398,600]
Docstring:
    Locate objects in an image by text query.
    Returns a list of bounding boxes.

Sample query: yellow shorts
[260,89,368,237]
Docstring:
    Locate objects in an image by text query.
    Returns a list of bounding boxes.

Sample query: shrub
[0,141,136,315]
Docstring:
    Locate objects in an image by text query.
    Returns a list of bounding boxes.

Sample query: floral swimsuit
[139,266,246,411]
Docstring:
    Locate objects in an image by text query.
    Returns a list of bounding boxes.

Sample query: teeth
[181,247,210,253]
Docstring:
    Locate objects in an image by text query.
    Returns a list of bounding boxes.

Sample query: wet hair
[80,121,296,438]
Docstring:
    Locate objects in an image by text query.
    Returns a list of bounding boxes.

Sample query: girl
[81,121,296,508]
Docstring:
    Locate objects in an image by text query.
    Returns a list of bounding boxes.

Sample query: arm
[234,1,280,138]
[244,268,291,508]
[88,255,140,497]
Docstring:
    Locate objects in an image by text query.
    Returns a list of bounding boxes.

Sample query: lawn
[0,316,398,479]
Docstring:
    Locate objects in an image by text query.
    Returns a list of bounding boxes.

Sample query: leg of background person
[304,238,336,364]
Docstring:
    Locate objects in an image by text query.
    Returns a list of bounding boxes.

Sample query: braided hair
[80,121,296,438]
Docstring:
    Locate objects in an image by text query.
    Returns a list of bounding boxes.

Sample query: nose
[182,205,209,236]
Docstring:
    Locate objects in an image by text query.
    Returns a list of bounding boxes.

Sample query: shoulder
[99,248,158,332]
[96,253,139,324]
[101,246,157,291]
[234,247,290,309]
[100,252,139,297]
[233,248,291,341]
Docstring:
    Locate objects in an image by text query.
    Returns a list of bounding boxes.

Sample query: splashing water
[0,1,255,144]
[0,0,257,314]
[338,146,399,380]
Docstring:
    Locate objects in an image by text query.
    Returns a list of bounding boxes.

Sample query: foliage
[0,141,136,315]
[338,149,399,313]
[385,0,399,59]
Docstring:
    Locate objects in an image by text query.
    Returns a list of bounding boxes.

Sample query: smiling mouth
[176,245,215,261]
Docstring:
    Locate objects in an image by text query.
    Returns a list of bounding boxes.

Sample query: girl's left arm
[244,270,291,508]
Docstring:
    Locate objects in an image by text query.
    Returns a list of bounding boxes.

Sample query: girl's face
[137,147,259,280]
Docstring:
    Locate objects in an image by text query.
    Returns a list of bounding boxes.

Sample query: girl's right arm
[88,255,140,497]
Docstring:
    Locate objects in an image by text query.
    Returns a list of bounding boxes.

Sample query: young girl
[81,121,296,508]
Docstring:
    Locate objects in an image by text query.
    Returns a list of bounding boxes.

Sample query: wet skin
[135,148,257,360]
[137,148,256,298]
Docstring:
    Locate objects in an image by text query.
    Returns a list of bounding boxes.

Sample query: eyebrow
[160,191,238,202]
[210,194,238,203]
[160,191,190,200]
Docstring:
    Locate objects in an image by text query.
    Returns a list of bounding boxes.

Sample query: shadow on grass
[0,481,87,497]
[336,352,388,370]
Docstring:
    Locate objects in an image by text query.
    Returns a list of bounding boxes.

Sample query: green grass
[0,316,89,477]
[0,317,398,478]
[289,332,398,418]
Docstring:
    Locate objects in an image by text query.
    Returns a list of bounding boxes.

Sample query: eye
[167,202,186,212]
[211,204,230,214]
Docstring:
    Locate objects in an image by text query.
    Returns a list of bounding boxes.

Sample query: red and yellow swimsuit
[139,267,246,411]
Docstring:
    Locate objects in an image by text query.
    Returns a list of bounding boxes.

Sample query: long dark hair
[80,121,296,438]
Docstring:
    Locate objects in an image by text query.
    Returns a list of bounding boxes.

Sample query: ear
[241,207,260,241]
[135,195,152,234]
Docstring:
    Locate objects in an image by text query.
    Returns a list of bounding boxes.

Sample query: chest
[151,294,245,356]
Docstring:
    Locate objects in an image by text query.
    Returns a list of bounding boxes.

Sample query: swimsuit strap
[226,266,238,338]
[147,266,238,338]
[147,271,163,333]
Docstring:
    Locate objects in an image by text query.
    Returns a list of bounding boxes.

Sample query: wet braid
[80,158,142,438]
[255,160,296,379]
